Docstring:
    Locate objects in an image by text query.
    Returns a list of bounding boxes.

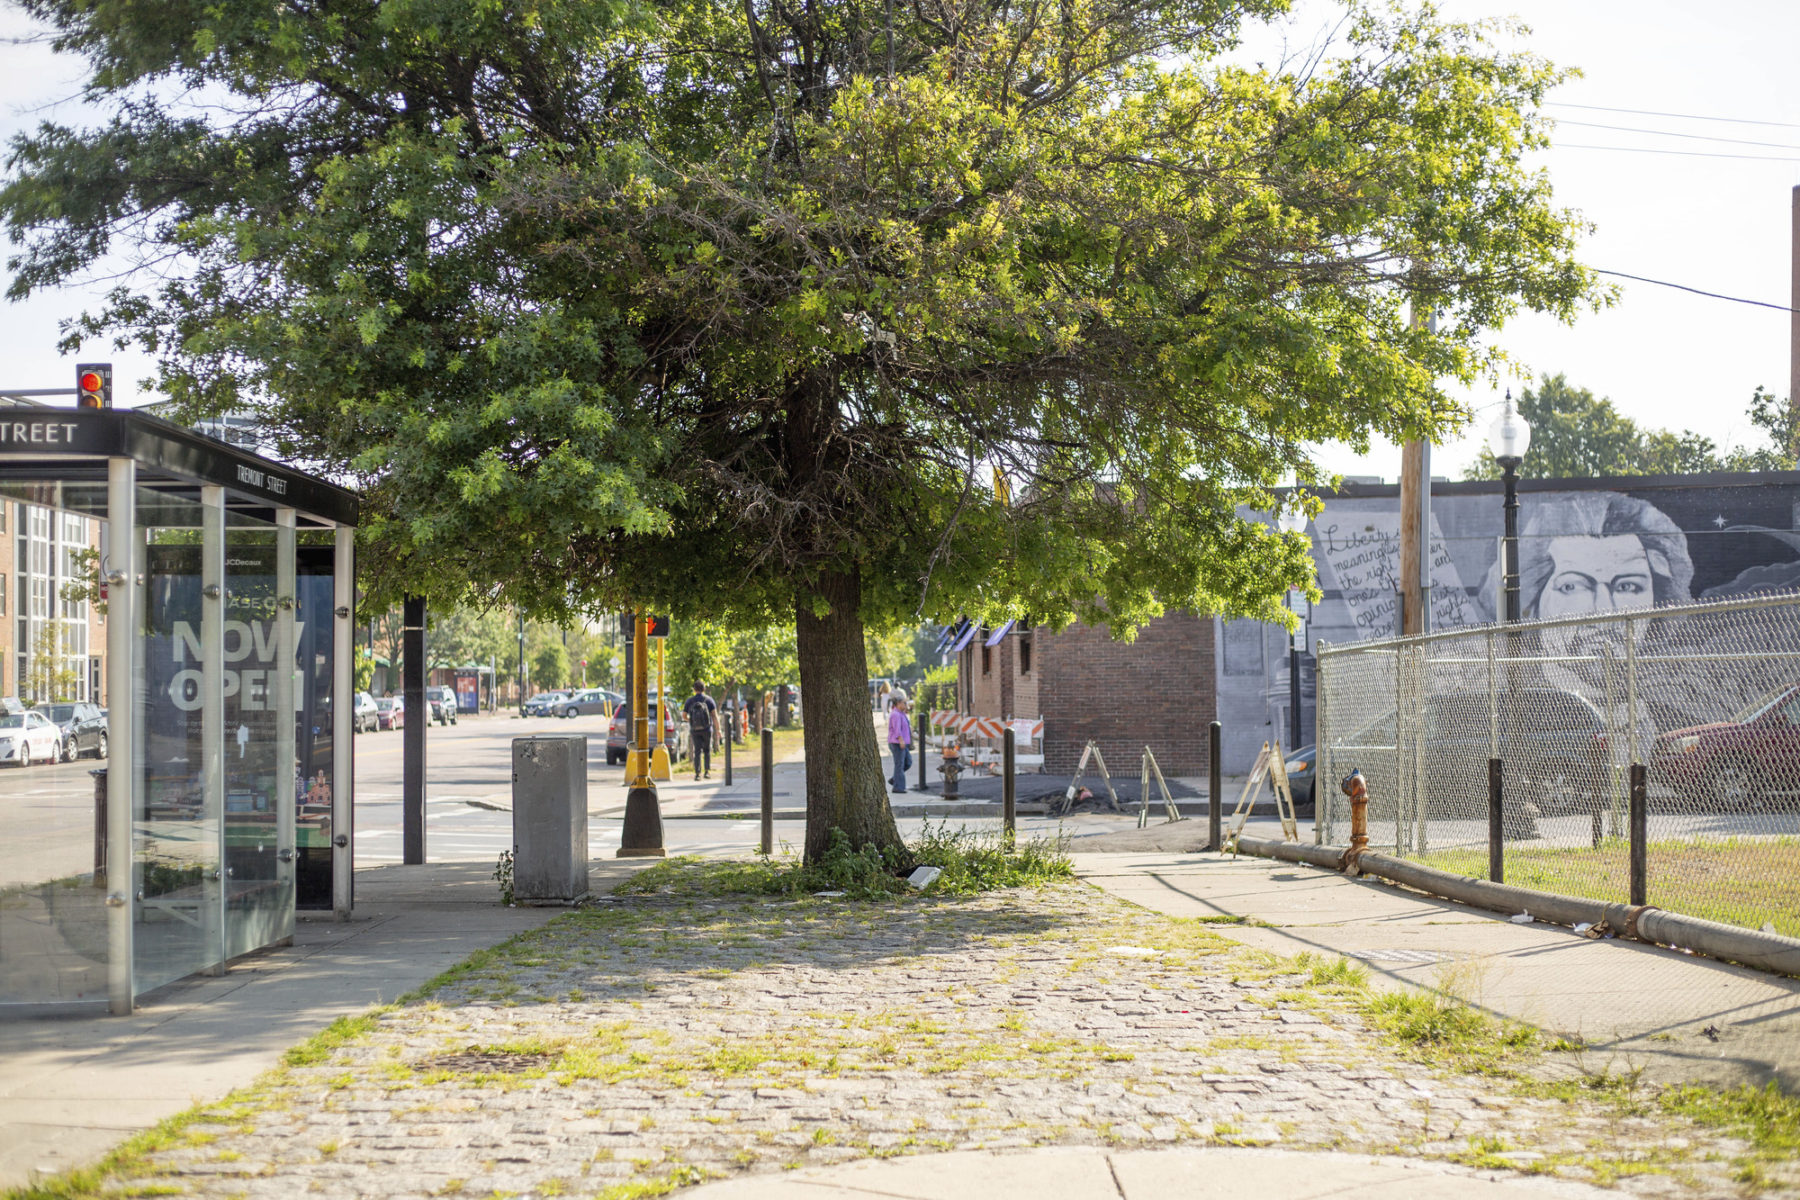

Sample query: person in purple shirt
[887,698,913,794]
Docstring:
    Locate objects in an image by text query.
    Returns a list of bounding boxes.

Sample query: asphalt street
[351,711,1151,867]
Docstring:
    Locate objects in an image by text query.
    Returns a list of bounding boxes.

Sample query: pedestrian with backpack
[684,681,718,780]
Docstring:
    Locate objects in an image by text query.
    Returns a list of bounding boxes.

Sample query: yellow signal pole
[651,634,671,780]
[617,612,664,856]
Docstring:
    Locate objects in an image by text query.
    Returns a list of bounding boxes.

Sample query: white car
[0,709,62,767]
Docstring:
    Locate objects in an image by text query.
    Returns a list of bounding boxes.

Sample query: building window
[1019,631,1032,675]
[0,572,7,617]
[981,643,991,676]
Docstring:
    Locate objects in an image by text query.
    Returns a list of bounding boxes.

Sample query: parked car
[0,709,63,767]
[353,691,380,733]
[1332,687,1608,817]
[426,685,460,726]
[561,688,622,719]
[1652,682,1800,809]
[374,696,405,731]
[48,701,108,761]
[604,700,687,765]
[523,691,569,717]
[1281,743,1315,813]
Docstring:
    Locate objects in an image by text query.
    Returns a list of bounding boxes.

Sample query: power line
[1554,119,1800,152]
[1554,142,1800,163]
[1594,269,1799,315]
[1546,101,1800,131]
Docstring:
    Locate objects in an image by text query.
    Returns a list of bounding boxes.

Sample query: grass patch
[1659,1081,1800,1162]
[1417,838,1800,937]
[1360,988,1536,1075]
[281,1008,395,1068]
[615,823,1072,900]
[728,725,806,770]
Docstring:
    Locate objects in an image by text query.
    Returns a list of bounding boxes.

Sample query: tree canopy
[3,0,1605,855]
[1464,376,1799,480]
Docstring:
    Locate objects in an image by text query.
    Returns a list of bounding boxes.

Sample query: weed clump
[1361,988,1535,1074]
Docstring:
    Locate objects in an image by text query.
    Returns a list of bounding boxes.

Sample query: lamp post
[1277,503,1310,752]
[1487,390,1533,622]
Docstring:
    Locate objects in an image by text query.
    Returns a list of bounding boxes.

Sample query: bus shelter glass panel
[223,511,293,957]
[0,481,111,1007]
[135,488,223,994]
[295,541,338,909]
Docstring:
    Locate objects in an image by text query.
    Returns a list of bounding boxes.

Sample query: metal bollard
[1487,758,1503,884]
[1003,727,1016,841]
[760,728,774,856]
[1207,721,1222,852]
[1629,762,1647,906]
[916,712,926,792]
[91,767,108,888]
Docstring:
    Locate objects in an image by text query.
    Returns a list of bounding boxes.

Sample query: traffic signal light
[647,615,670,638]
[76,363,112,409]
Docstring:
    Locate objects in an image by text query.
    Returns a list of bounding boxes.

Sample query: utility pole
[1791,185,1799,458]
[1399,298,1435,637]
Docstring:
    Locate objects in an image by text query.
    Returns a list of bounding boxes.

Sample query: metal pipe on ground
[1224,838,1800,978]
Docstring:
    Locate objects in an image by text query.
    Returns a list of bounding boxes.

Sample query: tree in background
[1466,376,1798,479]
[532,644,571,693]
[3,0,1603,860]
[428,606,515,675]
[24,619,80,702]
[863,627,916,682]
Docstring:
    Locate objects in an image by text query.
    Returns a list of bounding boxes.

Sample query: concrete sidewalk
[1077,849,1800,1091]
[7,829,1797,1198]
[681,1146,1617,1198]
[0,860,647,1190]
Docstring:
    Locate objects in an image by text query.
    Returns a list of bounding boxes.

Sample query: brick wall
[1037,613,1216,775]
[957,630,1042,722]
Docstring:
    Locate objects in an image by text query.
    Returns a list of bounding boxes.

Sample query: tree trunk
[795,566,909,864]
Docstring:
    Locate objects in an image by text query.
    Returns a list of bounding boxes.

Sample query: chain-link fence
[1317,590,1800,938]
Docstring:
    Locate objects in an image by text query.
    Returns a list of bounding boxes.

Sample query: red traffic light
[76,362,111,408]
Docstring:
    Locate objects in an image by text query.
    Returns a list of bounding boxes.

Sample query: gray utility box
[511,736,590,904]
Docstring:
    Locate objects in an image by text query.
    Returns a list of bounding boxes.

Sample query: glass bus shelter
[0,407,357,1015]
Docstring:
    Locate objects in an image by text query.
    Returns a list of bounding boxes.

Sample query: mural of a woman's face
[1538,535,1655,618]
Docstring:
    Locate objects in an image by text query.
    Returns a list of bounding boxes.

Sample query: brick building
[956,613,1215,775]
[0,499,106,704]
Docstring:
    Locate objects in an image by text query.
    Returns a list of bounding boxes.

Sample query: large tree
[2,0,1600,859]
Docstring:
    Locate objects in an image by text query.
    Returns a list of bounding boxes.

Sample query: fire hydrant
[1340,769,1369,873]
[940,742,963,800]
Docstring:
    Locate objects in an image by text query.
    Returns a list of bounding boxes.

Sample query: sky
[0,2,1796,483]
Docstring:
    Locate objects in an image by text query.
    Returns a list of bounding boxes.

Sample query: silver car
[560,688,622,718]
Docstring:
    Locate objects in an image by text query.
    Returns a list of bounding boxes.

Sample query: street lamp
[1487,390,1532,622]
[1277,502,1310,752]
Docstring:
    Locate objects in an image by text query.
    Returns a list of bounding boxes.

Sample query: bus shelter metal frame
[0,407,357,1014]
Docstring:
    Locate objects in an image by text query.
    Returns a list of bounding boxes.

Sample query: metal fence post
[1488,757,1504,884]
[759,729,774,856]
[917,711,926,792]
[723,701,734,786]
[1207,721,1222,852]
[1629,761,1647,907]
[1003,727,1016,841]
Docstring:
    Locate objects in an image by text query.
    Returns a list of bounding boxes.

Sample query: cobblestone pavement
[102,875,1792,1199]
